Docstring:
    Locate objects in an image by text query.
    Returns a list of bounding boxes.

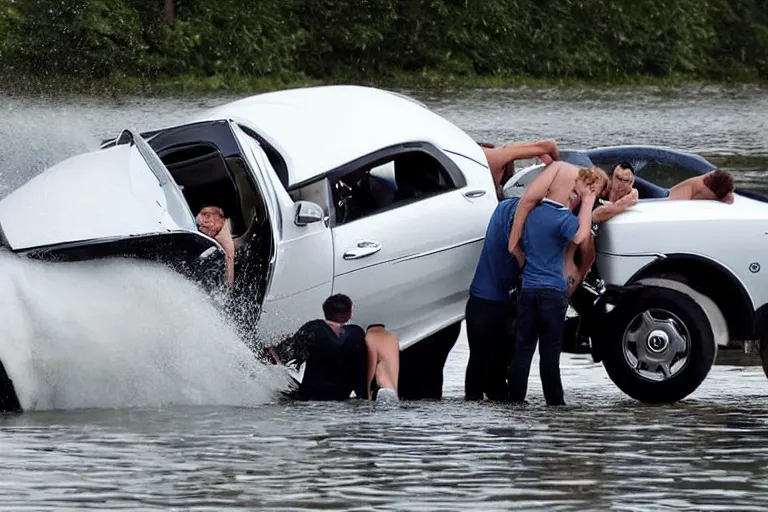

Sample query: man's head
[608,162,635,201]
[322,294,353,324]
[197,205,226,238]
[568,167,609,211]
[703,169,735,203]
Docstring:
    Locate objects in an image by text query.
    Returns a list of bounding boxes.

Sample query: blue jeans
[508,288,568,405]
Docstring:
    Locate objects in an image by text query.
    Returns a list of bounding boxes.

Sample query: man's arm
[214,223,236,284]
[592,188,638,223]
[508,162,563,259]
[494,140,560,168]
[572,193,597,246]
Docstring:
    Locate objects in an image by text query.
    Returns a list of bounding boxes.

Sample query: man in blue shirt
[507,172,599,406]
[465,197,523,400]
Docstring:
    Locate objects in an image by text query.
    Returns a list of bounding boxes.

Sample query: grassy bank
[2,0,768,98]
[3,70,767,98]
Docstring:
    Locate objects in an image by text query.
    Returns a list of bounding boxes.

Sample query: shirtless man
[365,324,400,401]
[508,161,608,263]
[479,140,561,199]
[196,205,235,284]
[667,169,735,204]
[592,162,639,223]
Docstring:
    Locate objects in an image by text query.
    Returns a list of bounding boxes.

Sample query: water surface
[1,86,768,511]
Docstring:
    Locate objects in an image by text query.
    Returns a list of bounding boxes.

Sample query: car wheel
[601,286,716,404]
[398,321,461,400]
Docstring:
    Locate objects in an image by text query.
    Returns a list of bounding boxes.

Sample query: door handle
[343,240,382,260]
[463,189,486,199]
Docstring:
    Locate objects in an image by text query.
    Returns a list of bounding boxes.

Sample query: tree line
[0,0,766,89]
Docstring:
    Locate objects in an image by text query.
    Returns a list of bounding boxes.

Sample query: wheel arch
[626,253,754,342]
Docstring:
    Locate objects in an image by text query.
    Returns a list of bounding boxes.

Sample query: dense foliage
[1,0,767,89]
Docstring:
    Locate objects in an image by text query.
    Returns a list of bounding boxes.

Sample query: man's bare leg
[365,325,400,400]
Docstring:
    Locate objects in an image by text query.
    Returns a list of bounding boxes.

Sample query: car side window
[331,150,457,226]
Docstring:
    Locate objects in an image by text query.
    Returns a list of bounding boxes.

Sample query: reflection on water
[1,347,767,511]
[2,86,768,510]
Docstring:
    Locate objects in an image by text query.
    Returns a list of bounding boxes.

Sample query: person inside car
[479,140,562,200]
[667,169,735,204]
[592,161,639,223]
[266,294,369,401]
[196,205,235,284]
[507,168,600,406]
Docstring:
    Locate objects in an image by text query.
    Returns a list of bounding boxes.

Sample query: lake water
[1,85,768,511]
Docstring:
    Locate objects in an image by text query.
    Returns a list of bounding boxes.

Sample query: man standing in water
[507,168,602,406]
[464,144,565,401]
[267,294,368,401]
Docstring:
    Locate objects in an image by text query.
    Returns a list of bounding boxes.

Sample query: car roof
[191,85,486,187]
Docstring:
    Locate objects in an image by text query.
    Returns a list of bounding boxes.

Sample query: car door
[231,124,334,344]
[329,146,496,350]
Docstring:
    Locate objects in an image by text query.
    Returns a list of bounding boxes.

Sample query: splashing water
[0,252,292,411]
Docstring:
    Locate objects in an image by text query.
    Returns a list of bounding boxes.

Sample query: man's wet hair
[703,169,735,200]
[616,161,635,174]
[323,294,353,323]
[477,142,496,149]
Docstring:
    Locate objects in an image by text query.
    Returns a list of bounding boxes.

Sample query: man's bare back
[667,170,735,204]
[508,162,608,294]
[508,161,582,257]
[365,325,400,400]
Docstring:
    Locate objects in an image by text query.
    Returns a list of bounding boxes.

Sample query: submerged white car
[1,85,766,411]
[0,85,499,407]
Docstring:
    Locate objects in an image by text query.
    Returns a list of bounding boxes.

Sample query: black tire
[601,286,716,404]
[398,321,462,400]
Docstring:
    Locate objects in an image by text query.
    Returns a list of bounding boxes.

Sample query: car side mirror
[294,201,324,226]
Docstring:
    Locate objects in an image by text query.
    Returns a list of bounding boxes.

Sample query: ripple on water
[2,89,768,510]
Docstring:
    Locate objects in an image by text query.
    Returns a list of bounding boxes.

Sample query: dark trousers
[508,288,568,405]
[465,294,517,400]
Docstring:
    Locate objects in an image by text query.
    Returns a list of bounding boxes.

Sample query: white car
[504,146,768,403]
[0,85,499,407]
[1,85,764,410]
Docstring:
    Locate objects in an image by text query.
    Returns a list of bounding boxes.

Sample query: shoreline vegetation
[1,0,768,97]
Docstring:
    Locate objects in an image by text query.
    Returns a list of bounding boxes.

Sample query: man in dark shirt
[507,170,599,406]
[464,197,522,401]
[267,294,368,401]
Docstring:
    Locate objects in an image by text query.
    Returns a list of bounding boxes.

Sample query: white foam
[0,252,292,411]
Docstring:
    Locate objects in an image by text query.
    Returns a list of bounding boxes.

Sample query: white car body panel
[232,127,334,343]
[331,184,495,350]
[596,197,768,309]
[503,160,768,326]
[0,144,195,251]
[190,85,488,187]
